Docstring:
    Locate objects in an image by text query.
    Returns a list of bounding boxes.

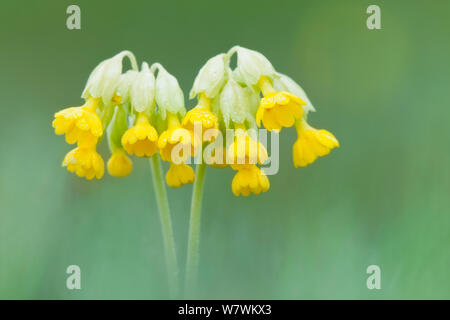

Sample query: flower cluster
[186,46,339,196]
[53,51,195,187]
[52,47,339,196]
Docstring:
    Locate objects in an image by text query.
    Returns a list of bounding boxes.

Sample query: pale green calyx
[154,63,185,120]
[241,86,260,117]
[82,50,137,106]
[107,105,128,152]
[273,73,316,113]
[190,53,227,99]
[234,46,277,86]
[130,62,156,114]
[219,77,247,127]
[117,70,139,105]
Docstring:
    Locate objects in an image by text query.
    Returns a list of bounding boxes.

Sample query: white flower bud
[273,73,316,113]
[130,62,156,114]
[82,51,127,106]
[219,78,247,127]
[190,53,226,99]
[236,47,277,86]
[117,70,139,105]
[155,66,185,119]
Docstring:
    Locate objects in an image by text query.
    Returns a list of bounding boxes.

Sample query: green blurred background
[1,0,449,299]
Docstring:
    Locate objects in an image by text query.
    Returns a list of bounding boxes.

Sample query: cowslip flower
[256,76,305,132]
[53,97,103,148]
[106,105,133,177]
[107,149,133,177]
[227,127,270,196]
[183,54,228,142]
[121,62,159,158]
[231,165,270,197]
[230,46,306,132]
[293,118,339,167]
[152,63,196,187]
[272,72,339,167]
[121,112,159,157]
[158,113,196,187]
[166,163,195,188]
[181,93,218,142]
[62,146,104,180]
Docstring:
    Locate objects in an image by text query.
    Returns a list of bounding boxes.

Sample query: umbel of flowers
[52,51,195,187]
[52,47,339,195]
[185,46,339,196]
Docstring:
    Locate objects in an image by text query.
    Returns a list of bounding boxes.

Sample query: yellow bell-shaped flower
[121,112,159,157]
[166,163,195,188]
[182,93,218,142]
[255,76,305,132]
[53,97,103,148]
[292,118,339,167]
[107,149,133,177]
[231,165,270,196]
[62,146,104,180]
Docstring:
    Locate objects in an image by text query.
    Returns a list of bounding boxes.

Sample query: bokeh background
[1,0,449,299]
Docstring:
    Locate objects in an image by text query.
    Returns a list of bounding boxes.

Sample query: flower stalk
[150,154,179,298]
[185,162,207,295]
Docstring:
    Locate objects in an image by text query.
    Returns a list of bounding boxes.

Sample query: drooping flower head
[53,51,138,179]
[186,49,272,195]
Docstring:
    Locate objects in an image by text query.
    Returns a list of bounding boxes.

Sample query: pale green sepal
[273,73,316,113]
[155,67,185,120]
[117,70,139,105]
[82,51,127,106]
[107,105,128,152]
[236,47,277,86]
[219,78,247,127]
[130,62,156,114]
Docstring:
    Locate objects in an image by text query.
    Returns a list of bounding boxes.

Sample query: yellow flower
[255,76,305,131]
[227,128,268,170]
[166,163,195,188]
[62,147,104,180]
[121,112,159,157]
[182,93,218,142]
[158,113,199,162]
[52,97,103,147]
[293,119,339,167]
[231,165,270,196]
[107,149,133,177]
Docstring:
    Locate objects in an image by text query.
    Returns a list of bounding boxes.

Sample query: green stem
[149,155,179,298]
[185,162,207,295]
